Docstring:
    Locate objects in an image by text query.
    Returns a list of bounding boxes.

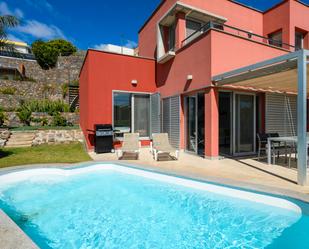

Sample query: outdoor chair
[151,133,179,161]
[268,133,294,167]
[116,133,140,160]
[257,133,269,161]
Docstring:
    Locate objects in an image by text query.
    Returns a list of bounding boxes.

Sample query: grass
[0,142,92,168]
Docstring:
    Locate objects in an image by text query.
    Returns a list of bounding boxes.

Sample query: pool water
[0,165,309,249]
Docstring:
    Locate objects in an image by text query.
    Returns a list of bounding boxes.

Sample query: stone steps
[5,132,35,148]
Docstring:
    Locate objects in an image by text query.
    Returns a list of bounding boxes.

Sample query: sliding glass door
[113,92,150,138]
[186,96,197,152]
[185,93,205,156]
[133,94,150,137]
[219,92,256,156]
[234,94,256,155]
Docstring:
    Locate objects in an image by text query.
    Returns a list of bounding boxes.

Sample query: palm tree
[0,15,19,50]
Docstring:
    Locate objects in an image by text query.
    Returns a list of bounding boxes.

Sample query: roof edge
[79,49,155,78]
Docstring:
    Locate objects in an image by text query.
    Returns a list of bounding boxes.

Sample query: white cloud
[15,20,66,39]
[94,44,109,50]
[125,40,137,49]
[94,40,137,51]
[0,1,23,18]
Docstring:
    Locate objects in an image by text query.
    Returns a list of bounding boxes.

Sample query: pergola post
[297,50,307,186]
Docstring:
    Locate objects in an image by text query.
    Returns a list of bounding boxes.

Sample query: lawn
[0,142,92,168]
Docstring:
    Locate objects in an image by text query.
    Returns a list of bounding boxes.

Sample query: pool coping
[0,210,38,249]
[1,161,309,248]
[1,161,308,203]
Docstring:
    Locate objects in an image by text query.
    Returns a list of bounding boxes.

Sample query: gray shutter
[150,93,161,136]
[170,96,180,148]
[162,96,180,149]
[162,98,170,134]
[266,93,297,137]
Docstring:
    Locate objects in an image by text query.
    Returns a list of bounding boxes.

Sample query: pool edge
[0,210,39,249]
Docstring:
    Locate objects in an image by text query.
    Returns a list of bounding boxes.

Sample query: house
[1,40,32,54]
[79,0,309,175]
[95,44,137,56]
[0,40,35,60]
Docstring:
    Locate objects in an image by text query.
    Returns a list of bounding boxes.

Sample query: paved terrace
[90,148,309,199]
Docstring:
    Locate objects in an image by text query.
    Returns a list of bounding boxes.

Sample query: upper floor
[138,0,309,61]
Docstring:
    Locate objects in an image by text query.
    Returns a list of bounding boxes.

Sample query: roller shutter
[150,93,161,136]
[265,93,297,137]
[162,96,180,148]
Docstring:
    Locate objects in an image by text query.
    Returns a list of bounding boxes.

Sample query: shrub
[0,87,16,95]
[61,83,69,99]
[32,39,77,70]
[17,108,32,125]
[42,84,56,98]
[0,107,7,126]
[48,39,77,56]
[52,113,67,126]
[70,80,79,86]
[19,99,70,115]
[32,40,59,70]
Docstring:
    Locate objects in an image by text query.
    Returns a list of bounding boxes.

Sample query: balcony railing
[181,21,296,51]
[0,50,36,60]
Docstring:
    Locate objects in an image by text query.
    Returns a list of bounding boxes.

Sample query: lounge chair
[116,133,140,160]
[151,133,179,161]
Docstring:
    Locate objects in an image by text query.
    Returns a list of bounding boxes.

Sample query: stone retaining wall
[0,129,83,147]
[32,129,84,146]
[0,129,10,147]
[3,112,79,127]
[0,52,85,110]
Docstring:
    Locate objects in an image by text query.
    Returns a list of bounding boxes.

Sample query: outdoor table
[267,136,309,165]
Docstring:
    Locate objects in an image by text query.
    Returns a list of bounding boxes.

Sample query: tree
[48,39,77,56]
[0,15,19,50]
[32,40,59,70]
[32,39,77,70]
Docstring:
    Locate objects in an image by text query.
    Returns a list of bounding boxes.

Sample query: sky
[1,0,308,50]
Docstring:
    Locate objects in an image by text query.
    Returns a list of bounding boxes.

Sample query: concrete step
[4,132,35,148]
[5,144,32,148]
[5,140,33,146]
[8,136,34,141]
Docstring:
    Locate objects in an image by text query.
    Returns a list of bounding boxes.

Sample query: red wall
[290,0,309,49]
[210,30,288,76]
[157,34,212,98]
[263,1,290,46]
[138,0,264,58]
[79,50,156,149]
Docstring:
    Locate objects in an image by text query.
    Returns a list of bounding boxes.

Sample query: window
[168,24,176,51]
[186,19,202,43]
[113,92,150,137]
[268,31,283,47]
[114,93,131,134]
[295,31,304,50]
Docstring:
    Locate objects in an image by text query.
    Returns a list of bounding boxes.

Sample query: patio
[89,148,309,199]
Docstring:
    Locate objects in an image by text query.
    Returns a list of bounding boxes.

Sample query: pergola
[213,49,309,186]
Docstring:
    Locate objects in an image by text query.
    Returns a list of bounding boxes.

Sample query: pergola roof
[213,50,309,186]
[213,50,309,94]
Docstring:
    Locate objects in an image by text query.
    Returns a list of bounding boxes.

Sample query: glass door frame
[218,90,256,157]
[184,92,205,156]
[232,91,256,156]
[184,94,198,154]
[218,90,233,156]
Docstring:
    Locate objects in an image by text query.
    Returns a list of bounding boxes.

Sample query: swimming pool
[0,163,308,249]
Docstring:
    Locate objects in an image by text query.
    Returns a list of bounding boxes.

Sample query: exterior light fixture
[131,80,138,85]
[187,75,193,81]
